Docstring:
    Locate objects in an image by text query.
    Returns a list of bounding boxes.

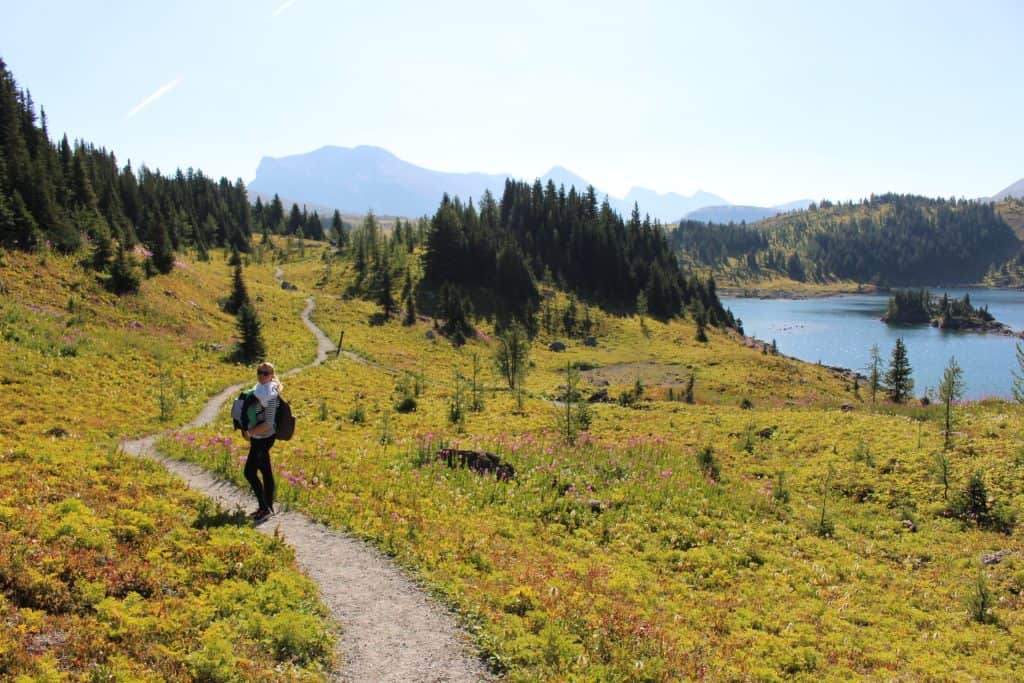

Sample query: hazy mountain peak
[993,178,1024,201]
[621,187,730,222]
[541,166,595,192]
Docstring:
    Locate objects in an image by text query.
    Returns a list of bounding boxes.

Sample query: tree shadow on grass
[367,312,389,326]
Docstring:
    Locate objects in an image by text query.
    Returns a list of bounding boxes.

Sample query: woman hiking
[243,361,281,522]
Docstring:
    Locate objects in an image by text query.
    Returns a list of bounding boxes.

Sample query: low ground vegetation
[0,246,335,680]
[163,245,1024,681]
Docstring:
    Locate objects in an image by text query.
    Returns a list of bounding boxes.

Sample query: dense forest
[419,180,735,328]
[0,60,255,262]
[670,194,1020,285]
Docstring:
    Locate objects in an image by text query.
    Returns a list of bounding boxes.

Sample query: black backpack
[275,397,295,441]
[231,390,295,440]
[231,390,260,431]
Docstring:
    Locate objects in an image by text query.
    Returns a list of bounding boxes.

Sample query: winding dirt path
[122,286,496,682]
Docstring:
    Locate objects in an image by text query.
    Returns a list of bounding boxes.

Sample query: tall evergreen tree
[0,189,42,248]
[235,301,266,363]
[402,269,416,325]
[331,209,346,246]
[252,195,265,233]
[375,258,396,318]
[438,282,474,345]
[266,193,286,233]
[224,262,250,314]
[287,203,304,235]
[80,208,113,270]
[424,196,466,284]
[306,211,325,241]
[149,212,176,274]
[494,240,539,324]
[106,244,141,294]
[70,151,98,210]
[885,337,914,403]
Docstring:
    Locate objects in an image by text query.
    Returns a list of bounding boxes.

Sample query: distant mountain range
[248,145,1021,225]
[247,145,736,222]
[683,200,814,224]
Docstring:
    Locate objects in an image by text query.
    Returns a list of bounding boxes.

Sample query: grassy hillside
[0,247,335,680]
[166,245,1024,681]
[997,198,1024,240]
[984,199,1024,287]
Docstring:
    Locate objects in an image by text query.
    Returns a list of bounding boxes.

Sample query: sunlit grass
[168,245,1024,681]
[0,244,334,680]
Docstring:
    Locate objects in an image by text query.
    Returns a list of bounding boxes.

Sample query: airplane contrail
[272,0,299,17]
[125,77,183,120]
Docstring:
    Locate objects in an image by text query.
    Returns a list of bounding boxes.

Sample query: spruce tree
[423,197,465,284]
[106,244,141,294]
[885,337,914,403]
[331,210,346,247]
[70,152,98,210]
[307,211,325,240]
[439,282,474,344]
[268,194,285,232]
[375,260,396,318]
[83,210,113,271]
[563,296,578,337]
[693,301,709,342]
[1,189,42,249]
[224,261,250,314]
[402,270,416,325]
[235,301,266,362]
[150,213,176,274]
[287,203,303,235]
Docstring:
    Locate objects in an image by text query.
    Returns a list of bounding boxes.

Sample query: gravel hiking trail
[121,285,497,682]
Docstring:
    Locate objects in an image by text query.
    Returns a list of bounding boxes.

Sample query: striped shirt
[251,394,279,439]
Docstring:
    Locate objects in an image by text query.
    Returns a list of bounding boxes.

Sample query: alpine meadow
[4,12,1024,682]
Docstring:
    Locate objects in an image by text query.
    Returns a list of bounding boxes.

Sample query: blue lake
[721,289,1024,400]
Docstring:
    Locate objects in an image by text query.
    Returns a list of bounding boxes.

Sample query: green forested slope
[671,194,1020,287]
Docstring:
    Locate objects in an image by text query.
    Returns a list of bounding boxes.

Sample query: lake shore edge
[721,282,1024,301]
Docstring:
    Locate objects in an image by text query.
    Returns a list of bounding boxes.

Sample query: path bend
[122,287,497,682]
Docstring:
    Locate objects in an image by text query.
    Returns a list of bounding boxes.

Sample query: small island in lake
[881,289,1016,334]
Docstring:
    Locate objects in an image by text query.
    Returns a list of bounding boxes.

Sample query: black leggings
[244,436,276,511]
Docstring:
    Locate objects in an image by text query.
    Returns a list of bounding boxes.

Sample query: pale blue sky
[2,0,1021,206]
